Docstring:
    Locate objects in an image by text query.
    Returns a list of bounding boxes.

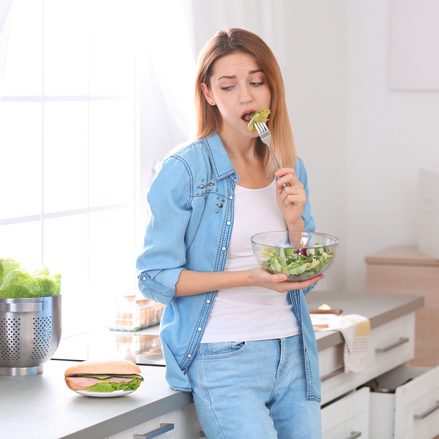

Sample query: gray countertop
[0,361,191,439]
[308,291,424,350]
[0,291,424,439]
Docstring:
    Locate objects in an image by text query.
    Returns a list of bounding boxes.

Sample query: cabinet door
[369,365,439,439]
[108,404,199,439]
[394,366,439,439]
[322,387,369,439]
[370,313,414,373]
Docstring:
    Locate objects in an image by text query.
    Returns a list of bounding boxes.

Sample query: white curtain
[0,0,13,81]
[0,0,13,30]
[136,0,196,189]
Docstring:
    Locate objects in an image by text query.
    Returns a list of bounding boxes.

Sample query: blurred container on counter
[114,333,163,361]
[109,295,164,332]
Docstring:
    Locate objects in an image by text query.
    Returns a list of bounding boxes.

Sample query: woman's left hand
[275,168,306,227]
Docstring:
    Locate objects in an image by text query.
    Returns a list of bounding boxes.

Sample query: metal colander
[0,296,61,376]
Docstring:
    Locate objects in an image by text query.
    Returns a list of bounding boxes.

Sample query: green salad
[0,258,61,298]
[247,108,271,132]
[260,245,334,279]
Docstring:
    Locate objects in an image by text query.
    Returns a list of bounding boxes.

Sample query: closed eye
[250,81,264,87]
[220,86,235,91]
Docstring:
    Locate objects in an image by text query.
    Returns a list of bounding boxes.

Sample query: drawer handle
[347,432,362,439]
[375,337,409,353]
[134,423,174,439]
[414,401,439,420]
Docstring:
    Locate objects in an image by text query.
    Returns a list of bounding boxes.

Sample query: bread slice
[65,360,141,377]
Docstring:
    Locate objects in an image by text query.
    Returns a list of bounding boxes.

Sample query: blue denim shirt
[136,133,321,401]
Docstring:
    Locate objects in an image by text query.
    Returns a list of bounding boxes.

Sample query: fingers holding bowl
[272,273,324,293]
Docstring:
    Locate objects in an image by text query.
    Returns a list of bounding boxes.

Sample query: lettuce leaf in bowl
[260,245,334,279]
[0,258,61,298]
[0,258,20,285]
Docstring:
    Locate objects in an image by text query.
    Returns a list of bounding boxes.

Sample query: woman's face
[202,51,271,139]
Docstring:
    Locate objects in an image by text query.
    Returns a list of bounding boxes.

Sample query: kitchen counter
[308,291,424,350]
[0,291,424,438]
[0,361,191,439]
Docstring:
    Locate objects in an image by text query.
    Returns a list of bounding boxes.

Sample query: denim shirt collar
[205,133,238,181]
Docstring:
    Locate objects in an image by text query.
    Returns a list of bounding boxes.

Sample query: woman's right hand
[248,268,323,293]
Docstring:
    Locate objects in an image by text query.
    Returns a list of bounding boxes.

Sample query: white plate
[75,389,135,398]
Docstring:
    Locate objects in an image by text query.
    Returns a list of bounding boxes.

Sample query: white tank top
[201,180,300,343]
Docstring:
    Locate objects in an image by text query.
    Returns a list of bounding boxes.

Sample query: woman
[137,28,322,438]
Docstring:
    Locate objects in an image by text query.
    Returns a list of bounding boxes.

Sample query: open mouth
[241,111,255,123]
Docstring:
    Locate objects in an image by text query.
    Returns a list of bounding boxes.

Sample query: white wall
[172,0,439,293]
[190,0,348,292]
[281,1,347,293]
[345,0,439,291]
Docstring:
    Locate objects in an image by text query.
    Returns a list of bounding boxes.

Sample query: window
[0,0,138,336]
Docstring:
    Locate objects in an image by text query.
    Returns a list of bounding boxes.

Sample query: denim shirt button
[226,221,231,225]
[206,299,211,304]
[197,327,202,331]
[228,195,233,200]
[187,353,192,358]
[221,246,226,251]
[142,276,147,281]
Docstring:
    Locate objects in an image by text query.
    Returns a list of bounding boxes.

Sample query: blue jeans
[187,335,321,439]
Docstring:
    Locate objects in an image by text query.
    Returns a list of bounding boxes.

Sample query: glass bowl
[251,231,339,281]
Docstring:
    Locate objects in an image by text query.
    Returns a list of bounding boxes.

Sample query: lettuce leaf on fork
[247,108,271,132]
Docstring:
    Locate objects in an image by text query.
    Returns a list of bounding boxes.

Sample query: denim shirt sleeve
[295,157,317,296]
[136,156,192,305]
[295,157,315,234]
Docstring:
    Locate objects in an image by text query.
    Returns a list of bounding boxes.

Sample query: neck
[217,127,272,188]
[218,127,257,162]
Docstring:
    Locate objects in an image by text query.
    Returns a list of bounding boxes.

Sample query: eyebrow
[217,69,264,81]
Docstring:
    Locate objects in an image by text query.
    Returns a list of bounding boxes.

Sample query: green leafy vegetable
[87,376,144,393]
[0,258,61,298]
[247,108,271,132]
[259,244,334,280]
[0,258,20,285]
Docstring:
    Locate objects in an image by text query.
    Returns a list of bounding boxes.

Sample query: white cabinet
[320,313,415,404]
[107,403,200,439]
[322,387,370,439]
[318,310,439,439]
[368,365,439,439]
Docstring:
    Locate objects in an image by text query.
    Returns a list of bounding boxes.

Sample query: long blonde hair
[194,28,297,173]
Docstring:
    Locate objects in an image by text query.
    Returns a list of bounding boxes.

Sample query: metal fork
[254,122,281,170]
[255,122,290,187]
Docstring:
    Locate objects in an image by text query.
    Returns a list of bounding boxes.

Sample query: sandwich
[64,360,144,394]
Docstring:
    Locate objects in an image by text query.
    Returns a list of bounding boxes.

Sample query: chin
[238,122,257,136]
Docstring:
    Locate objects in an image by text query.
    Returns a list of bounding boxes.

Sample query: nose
[238,84,253,104]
